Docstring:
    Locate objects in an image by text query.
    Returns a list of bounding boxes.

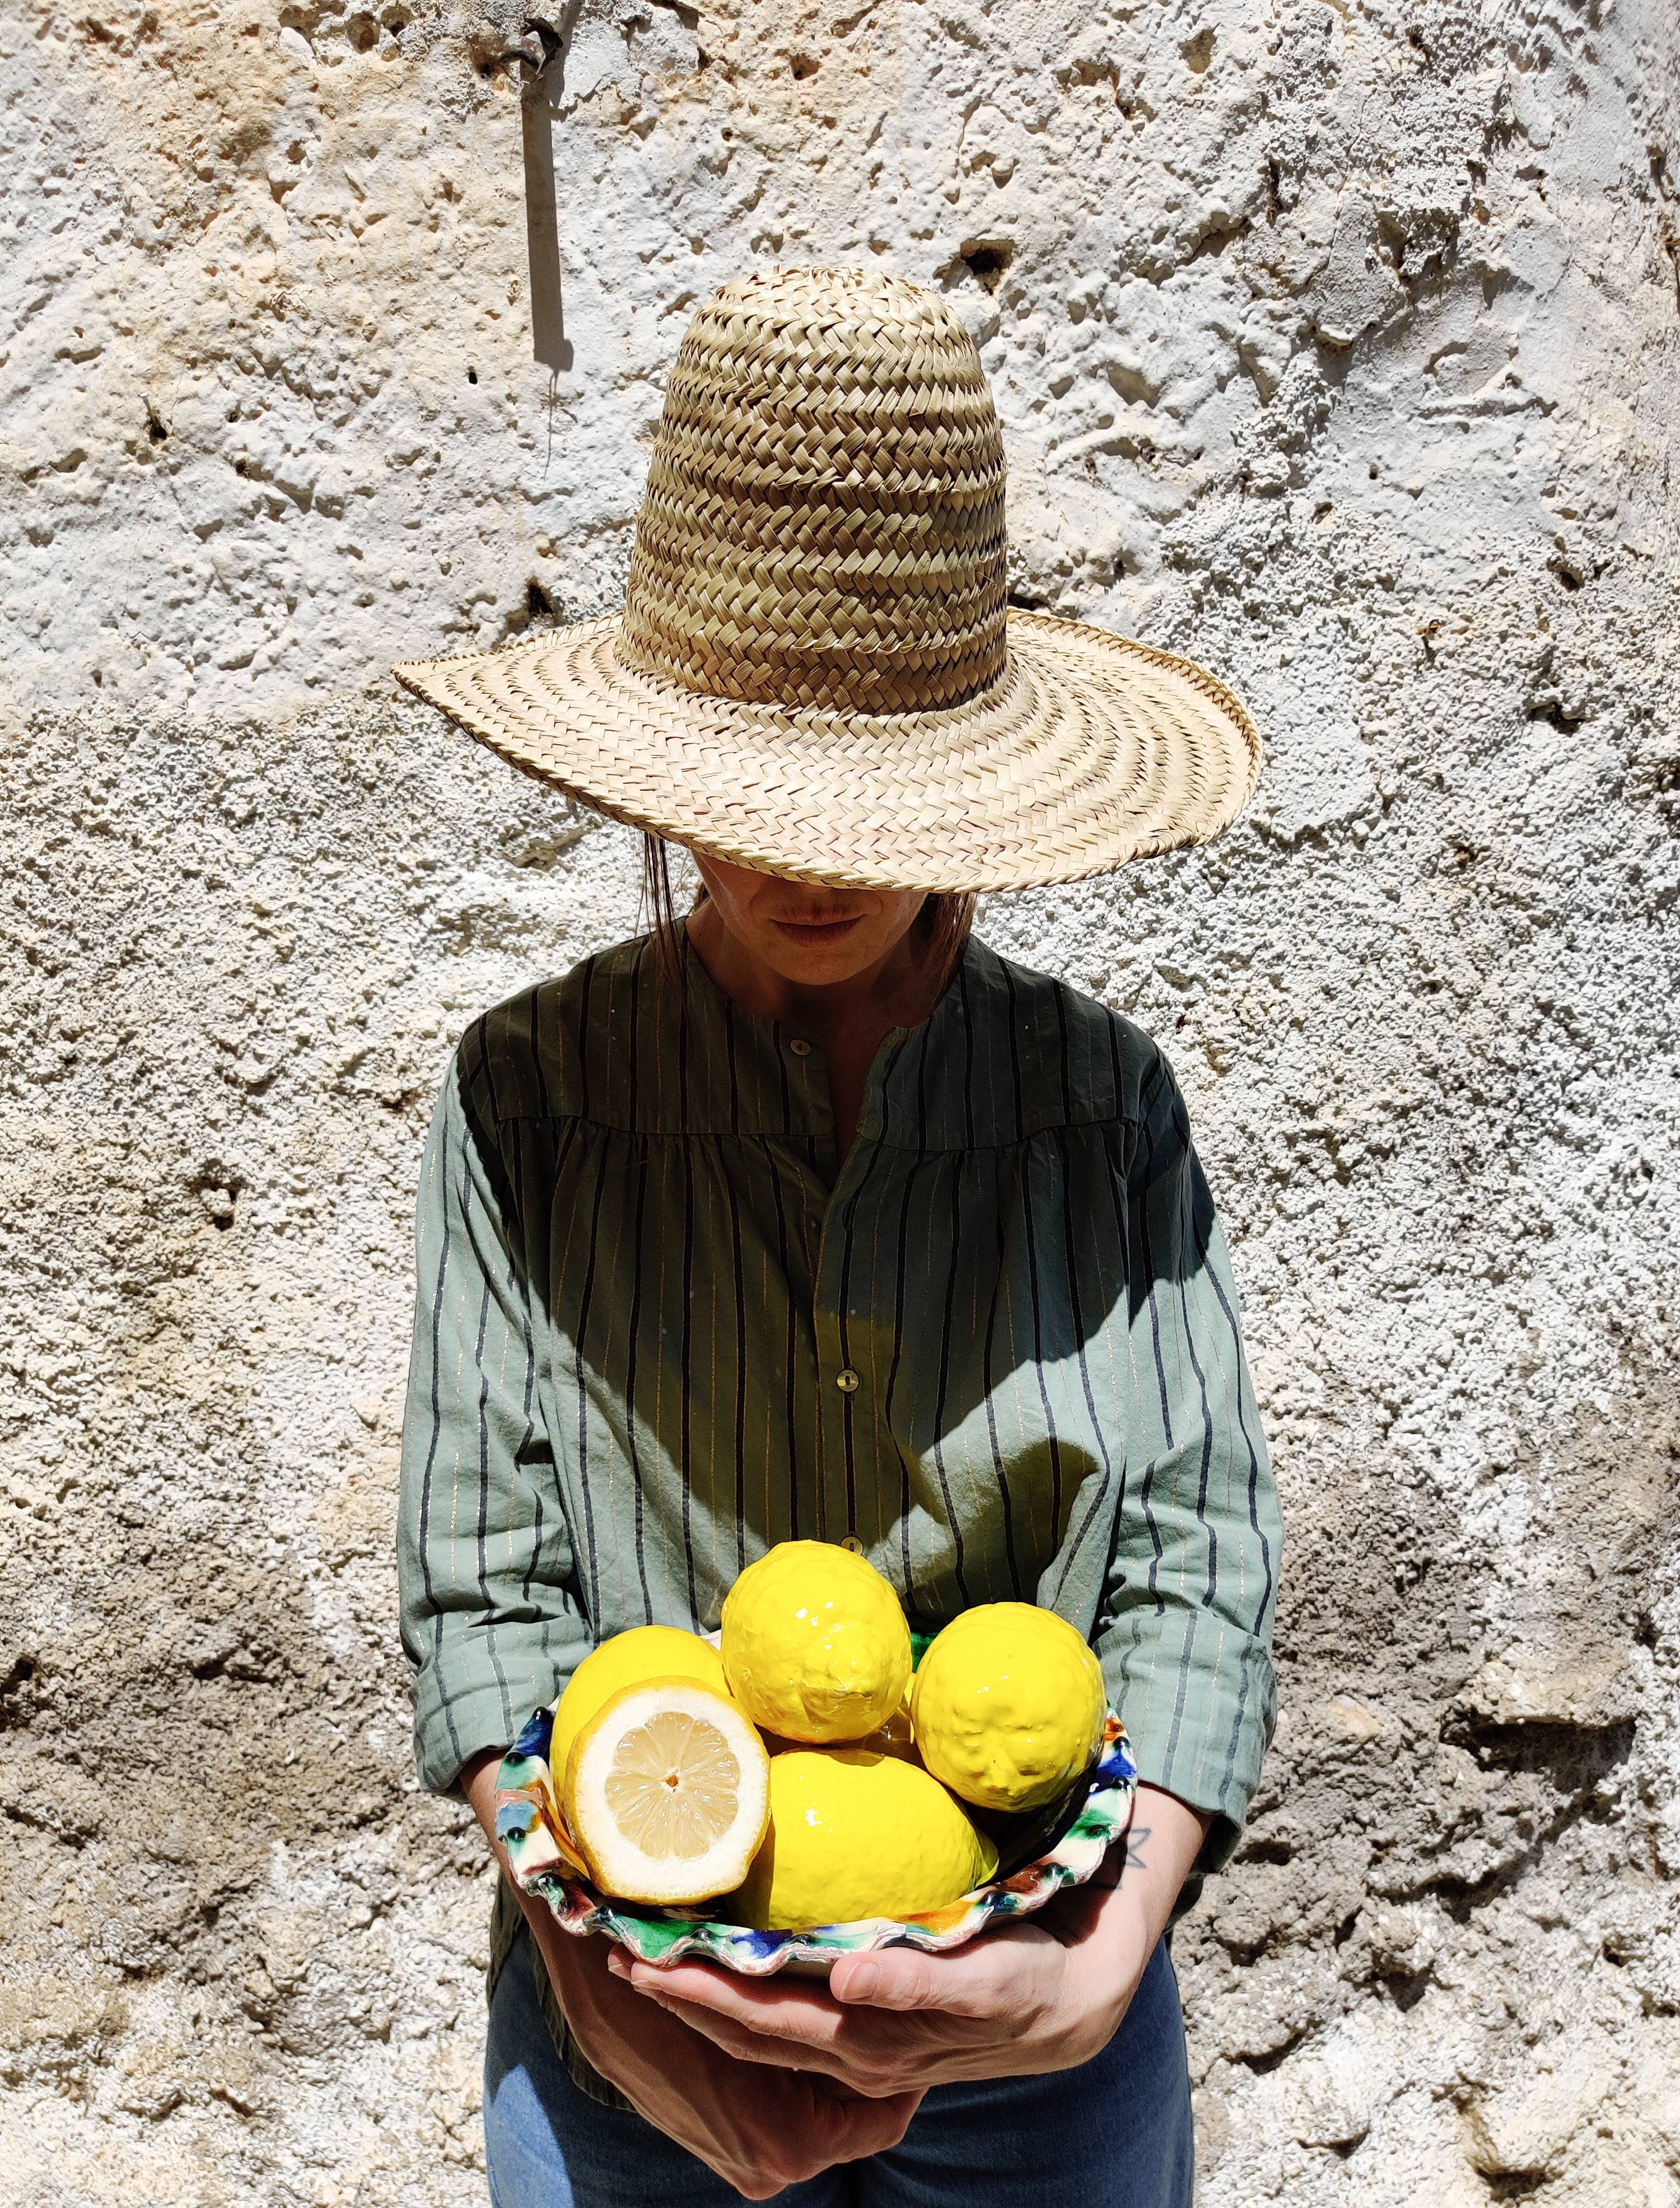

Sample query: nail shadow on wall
[522,76,572,373]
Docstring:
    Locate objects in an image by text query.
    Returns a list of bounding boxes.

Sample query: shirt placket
[777,1028,853,1548]
[804,1031,904,1561]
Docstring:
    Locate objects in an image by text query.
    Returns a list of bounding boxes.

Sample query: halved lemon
[563,1679,771,1905]
[550,1623,730,1777]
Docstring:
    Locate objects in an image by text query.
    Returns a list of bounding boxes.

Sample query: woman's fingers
[802,2079,925,2164]
[625,1957,850,2048]
[639,1982,950,2102]
[637,1983,851,2072]
[829,1926,1055,2018]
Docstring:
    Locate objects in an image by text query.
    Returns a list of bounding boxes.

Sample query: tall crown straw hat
[395,267,1260,891]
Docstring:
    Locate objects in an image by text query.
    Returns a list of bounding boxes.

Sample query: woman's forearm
[461,1745,696,2093]
[1102,1783,1211,1963]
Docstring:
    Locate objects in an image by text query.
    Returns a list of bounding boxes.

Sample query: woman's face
[690,853,927,988]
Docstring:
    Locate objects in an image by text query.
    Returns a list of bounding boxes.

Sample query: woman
[396,267,1280,2207]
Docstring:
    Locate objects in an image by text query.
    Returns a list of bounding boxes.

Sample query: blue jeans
[484,1922,1193,2208]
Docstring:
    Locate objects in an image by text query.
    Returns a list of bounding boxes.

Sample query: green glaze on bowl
[496,1704,1137,1977]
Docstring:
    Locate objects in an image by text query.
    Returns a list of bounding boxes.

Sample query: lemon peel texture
[721,1540,911,1745]
[732,1748,997,1931]
[911,1602,1107,1812]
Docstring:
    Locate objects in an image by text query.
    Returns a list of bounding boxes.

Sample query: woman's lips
[769,914,864,946]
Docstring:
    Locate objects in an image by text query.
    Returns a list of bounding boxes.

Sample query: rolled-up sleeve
[398,1048,590,1796]
[1095,1053,1281,1875]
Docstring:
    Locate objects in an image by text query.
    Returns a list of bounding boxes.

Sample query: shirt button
[835,1367,860,1393]
[840,1534,865,1556]
[789,1038,812,1057]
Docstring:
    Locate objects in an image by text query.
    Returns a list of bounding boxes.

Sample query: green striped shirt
[399,932,1280,1870]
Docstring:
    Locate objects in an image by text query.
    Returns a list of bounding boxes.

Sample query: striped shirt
[398,932,1280,2084]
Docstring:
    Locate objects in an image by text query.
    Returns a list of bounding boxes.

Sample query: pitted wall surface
[2,3,1678,2202]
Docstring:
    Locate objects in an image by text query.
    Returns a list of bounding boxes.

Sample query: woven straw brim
[394,608,1261,894]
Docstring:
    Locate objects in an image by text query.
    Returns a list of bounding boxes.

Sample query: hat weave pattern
[395,265,1261,893]
[619,269,1008,716]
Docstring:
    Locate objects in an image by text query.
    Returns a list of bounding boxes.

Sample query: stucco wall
[3,2,1678,2202]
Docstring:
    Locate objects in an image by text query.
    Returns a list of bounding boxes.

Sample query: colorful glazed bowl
[495,1703,1137,1977]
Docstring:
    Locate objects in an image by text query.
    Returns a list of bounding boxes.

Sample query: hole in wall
[957,237,1014,293]
[526,580,555,623]
[347,11,377,50]
[789,50,818,78]
[145,402,169,444]
[1527,700,1585,733]
[191,1164,244,1230]
[1383,1966,1432,2013]
[0,1654,43,1728]
[468,367,478,384]
[1237,1836,1293,1866]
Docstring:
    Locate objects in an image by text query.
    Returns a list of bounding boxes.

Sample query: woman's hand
[463,1754,922,2199]
[611,1784,1208,2100]
[544,1900,922,2197]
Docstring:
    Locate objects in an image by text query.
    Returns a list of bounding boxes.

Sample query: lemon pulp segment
[603,1706,745,1860]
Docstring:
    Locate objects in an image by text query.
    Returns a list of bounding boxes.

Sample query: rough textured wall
[3,2,1678,2203]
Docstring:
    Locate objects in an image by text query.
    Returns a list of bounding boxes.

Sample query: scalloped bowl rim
[495,1702,1137,1975]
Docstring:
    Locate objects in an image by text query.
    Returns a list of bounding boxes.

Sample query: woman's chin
[763,926,878,980]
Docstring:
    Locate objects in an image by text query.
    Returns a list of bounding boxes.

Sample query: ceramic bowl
[495,1703,1137,1977]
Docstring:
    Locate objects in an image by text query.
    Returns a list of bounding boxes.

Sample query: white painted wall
[3,3,1678,2201]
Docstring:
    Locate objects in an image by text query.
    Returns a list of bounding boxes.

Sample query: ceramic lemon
[912,1602,1107,1812]
[720,1540,911,1744]
[732,1748,996,1931]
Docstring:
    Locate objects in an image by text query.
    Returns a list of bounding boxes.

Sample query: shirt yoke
[454,933,1170,1152]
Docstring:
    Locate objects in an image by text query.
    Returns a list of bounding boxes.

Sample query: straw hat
[395,267,1259,892]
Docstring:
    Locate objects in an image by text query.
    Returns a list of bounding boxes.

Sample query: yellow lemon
[720,1540,911,1745]
[732,1749,997,1931]
[551,1625,730,1777]
[911,1603,1107,1812]
[563,1679,770,1904]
